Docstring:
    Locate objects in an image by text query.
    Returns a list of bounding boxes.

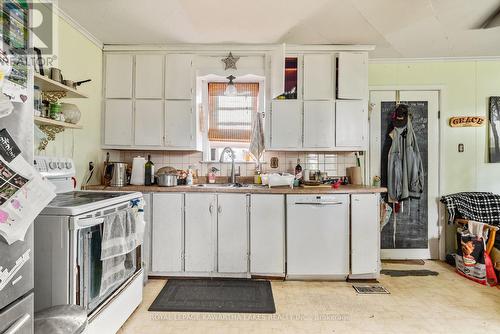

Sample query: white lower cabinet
[217,194,248,273]
[350,193,380,278]
[151,193,184,273]
[142,193,152,282]
[250,195,285,276]
[148,191,381,280]
[184,193,216,272]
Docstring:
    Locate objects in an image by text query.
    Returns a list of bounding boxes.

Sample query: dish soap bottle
[186,166,194,185]
[294,159,302,178]
[144,154,154,186]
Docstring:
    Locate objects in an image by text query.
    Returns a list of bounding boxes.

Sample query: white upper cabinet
[303,101,335,149]
[270,44,285,99]
[134,100,164,146]
[105,54,133,98]
[335,100,366,148]
[337,52,368,100]
[104,100,133,145]
[217,194,248,273]
[303,54,334,100]
[165,54,193,100]
[135,55,164,98]
[165,100,193,148]
[270,100,302,149]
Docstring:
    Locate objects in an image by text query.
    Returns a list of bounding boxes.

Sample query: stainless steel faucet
[219,147,237,184]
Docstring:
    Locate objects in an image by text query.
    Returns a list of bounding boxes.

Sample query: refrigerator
[0,0,34,333]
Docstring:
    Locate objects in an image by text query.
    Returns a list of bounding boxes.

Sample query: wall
[36,15,103,187]
[369,60,500,195]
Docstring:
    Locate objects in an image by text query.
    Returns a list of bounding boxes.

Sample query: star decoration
[221,52,239,70]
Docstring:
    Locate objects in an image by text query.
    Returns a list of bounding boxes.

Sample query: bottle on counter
[294,159,302,179]
[144,154,154,186]
[186,166,193,186]
[208,167,218,184]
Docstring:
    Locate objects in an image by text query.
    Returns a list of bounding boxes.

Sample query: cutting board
[301,184,333,188]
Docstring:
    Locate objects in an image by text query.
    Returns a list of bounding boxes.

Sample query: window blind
[208,82,259,143]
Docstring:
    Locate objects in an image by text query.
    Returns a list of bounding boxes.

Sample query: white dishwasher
[286,194,349,280]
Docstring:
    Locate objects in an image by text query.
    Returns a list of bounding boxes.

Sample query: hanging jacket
[387,118,424,202]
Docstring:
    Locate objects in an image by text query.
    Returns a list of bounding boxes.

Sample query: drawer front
[0,293,33,334]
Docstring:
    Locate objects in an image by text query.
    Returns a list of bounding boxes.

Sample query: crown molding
[369,56,500,63]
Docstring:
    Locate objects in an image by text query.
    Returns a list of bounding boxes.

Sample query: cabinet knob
[218,205,222,214]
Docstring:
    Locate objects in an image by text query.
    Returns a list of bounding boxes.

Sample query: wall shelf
[34,73,88,99]
[34,116,82,151]
[34,116,82,129]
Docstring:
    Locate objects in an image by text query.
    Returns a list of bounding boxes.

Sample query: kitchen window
[207,82,260,161]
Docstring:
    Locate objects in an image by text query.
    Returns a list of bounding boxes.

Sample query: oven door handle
[71,217,105,230]
[294,202,343,206]
[4,314,31,334]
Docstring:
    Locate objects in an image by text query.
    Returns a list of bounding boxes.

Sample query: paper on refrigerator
[0,154,55,244]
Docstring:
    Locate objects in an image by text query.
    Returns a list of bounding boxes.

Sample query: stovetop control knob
[65,162,72,169]
[48,161,57,170]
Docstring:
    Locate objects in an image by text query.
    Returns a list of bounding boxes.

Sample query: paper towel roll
[130,156,146,185]
[346,166,362,185]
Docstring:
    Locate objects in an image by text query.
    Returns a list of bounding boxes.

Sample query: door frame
[368,85,447,260]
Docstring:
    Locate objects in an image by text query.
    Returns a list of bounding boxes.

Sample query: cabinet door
[351,194,379,276]
[303,101,334,149]
[135,55,164,98]
[270,100,302,149]
[105,54,133,98]
[335,100,366,148]
[165,100,193,148]
[142,193,152,281]
[134,100,164,146]
[104,100,133,145]
[152,193,184,272]
[165,54,193,99]
[270,44,285,99]
[303,54,334,100]
[250,195,285,275]
[185,193,216,272]
[337,52,368,100]
[217,194,248,273]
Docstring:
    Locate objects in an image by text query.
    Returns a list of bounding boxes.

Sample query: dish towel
[100,207,143,296]
[468,220,488,239]
[249,112,265,166]
[440,192,500,226]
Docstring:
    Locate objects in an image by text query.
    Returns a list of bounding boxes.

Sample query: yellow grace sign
[449,116,485,127]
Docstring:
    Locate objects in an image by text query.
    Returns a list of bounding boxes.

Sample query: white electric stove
[33,156,144,334]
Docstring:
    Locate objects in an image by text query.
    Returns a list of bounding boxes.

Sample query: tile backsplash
[111,150,361,178]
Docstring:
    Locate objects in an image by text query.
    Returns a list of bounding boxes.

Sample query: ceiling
[57,0,500,58]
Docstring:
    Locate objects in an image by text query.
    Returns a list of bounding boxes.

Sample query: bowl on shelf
[61,103,81,124]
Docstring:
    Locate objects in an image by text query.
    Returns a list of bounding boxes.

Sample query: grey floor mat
[149,279,276,313]
[381,269,439,277]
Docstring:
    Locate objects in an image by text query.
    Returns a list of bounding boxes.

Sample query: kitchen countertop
[85,184,387,194]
